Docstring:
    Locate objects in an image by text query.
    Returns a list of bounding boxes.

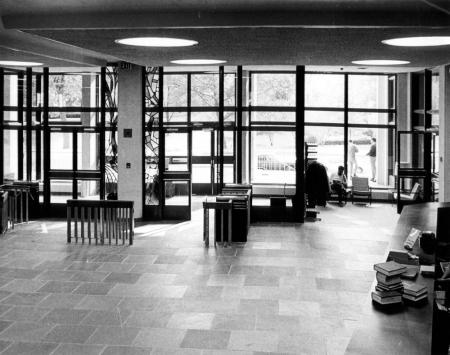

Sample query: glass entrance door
[162,128,191,220]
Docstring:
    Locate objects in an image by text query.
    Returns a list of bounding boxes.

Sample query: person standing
[348,139,358,177]
[367,137,376,182]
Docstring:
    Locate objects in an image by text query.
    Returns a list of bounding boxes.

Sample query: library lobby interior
[0,0,450,354]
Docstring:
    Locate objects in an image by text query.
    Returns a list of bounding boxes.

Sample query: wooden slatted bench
[67,199,134,245]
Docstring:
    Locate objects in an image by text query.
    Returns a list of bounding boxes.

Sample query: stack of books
[372,261,406,305]
[403,281,428,303]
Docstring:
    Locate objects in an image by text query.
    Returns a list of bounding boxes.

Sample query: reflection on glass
[49,112,98,126]
[432,74,439,127]
[251,131,295,184]
[3,130,18,181]
[191,112,218,122]
[348,112,392,125]
[224,131,234,156]
[51,132,72,169]
[164,112,187,123]
[49,74,100,107]
[348,75,389,109]
[77,180,100,200]
[50,179,72,203]
[305,74,344,108]
[348,127,394,186]
[165,133,188,171]
[224,164,234,183]
[4,111,19,122]
[192,131,211,156]
[305,111,344,124]
[251,111,295,122]
[224,74,236,106]
[77,133,99,170]
[192,165,211,183]
[165,181,189,205]
[305,126,344,172]
[191,74,219,106]
[164,75,187,107]
[251,74,295,106]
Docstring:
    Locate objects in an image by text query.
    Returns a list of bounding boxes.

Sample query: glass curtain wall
[1,66,117,214]
[305,73,395,187]
[246,71,297,205]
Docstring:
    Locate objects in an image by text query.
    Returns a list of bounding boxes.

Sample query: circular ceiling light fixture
[170,59,227,65]
[115,37,198,47]
[382,36,450,47]
[0,60,43,67]
[351,59,410,65]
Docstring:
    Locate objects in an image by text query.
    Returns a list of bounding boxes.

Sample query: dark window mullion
[0,68,4,184]
[26,68,32,180]
[72,130,78,199]
[18,71,24,180]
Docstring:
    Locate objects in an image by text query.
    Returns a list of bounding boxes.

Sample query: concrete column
[118,65,143,218]
[439,65,450,202]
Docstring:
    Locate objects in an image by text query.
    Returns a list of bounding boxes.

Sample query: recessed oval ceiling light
[170,59,227,65]
[352,60,410,65]
[382,36,450,47]
[0,60,43,67]
[115,37,198,47]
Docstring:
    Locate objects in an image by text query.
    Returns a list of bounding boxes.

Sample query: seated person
[330,166,347,206]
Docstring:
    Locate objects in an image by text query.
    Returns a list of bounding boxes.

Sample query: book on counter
[375,282,404,293]
[420,265,435,277]
[402,281,428,303]
[371,289,402,305]
[374,261,407,277]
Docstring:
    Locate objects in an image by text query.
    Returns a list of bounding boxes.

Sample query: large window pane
[251,131,295,184]
[348,127,394,186]
[164,112,187,123]
[224,73,236,106]
[305,74,344,108]
[348,112,393,125]
[165,180,189,205]
[3,130,18,181]
[192,165,211,183]
[191,112,218,122]
[3,74,19,106]
[251,74,295,106]
[49,112,98,126]
[348,75,389,109]
[51,132,72,169]
[50,179,72,203]
[305,126,344,172]
[165,132,188,171]
[305,111,344,124]
[164,75,187,107]
[49,74,99,108]
[251,111,295,122]
[191,74,218,106]
[77,180,100,200]
[77,133,99,170]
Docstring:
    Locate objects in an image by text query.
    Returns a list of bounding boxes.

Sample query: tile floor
[0,202,427,354]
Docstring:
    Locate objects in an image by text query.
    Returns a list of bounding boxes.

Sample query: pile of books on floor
[372,261,406,305]
[403,281,428,303]
[372,260,429,306]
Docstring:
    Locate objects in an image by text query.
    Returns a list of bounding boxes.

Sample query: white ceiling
[0,0,449,71]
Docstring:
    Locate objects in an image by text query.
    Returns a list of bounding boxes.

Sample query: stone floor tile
[73,282,115,295]
[117,297,159,311]
[0,321,53,342]
[278,300,321,318]
[70,271,110,282]
[52,343,105,355]
[37,280,80,293]
[101,345,152,355]
[228,330,278,352]
[133,328,186,348]
[41,308,90,325]
[2,341,58,355]
[238,299,279,315]
[0,340,11,352]
[211,314,256,331]
[167,312,215,330]
[0,279,45,293]
[1,292,48,306]
[75,295,122,310]
[67,262,103,271]
[87,326,140,346]
[37,270,77,281]
[103,272,141,284]
[37,293,85,309]
[0,306,50,322]
[43,324,97,343]
[2,268,42,280]
[180,329,230,350]
[82,309,132,326]
[97,262,135,273]
[125,311,171,328]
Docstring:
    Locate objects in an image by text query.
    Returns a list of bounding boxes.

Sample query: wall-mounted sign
[120,61,133,70]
